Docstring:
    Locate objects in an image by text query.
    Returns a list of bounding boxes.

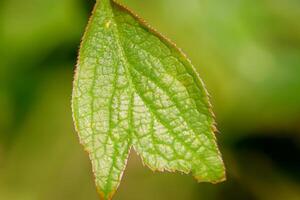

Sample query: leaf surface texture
[72,0,225,199]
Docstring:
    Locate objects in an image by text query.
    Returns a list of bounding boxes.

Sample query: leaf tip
[193,161,227,184]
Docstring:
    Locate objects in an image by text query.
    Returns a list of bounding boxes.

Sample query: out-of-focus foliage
[0,0,299,200]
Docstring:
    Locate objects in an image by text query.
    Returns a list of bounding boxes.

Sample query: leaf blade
[112,1,225,182]
[72,1,133,198]
[72,0,225,199]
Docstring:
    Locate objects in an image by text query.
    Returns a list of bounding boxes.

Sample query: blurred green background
[0,0,300,199]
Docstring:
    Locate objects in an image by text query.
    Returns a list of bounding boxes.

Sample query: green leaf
[72,0,225,199]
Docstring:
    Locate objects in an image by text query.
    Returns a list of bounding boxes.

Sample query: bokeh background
[1,0,300,199]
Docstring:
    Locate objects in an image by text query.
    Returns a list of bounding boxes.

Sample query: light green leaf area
[72,0,225,199]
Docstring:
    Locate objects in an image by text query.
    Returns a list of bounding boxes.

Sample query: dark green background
[0,0,299,199]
